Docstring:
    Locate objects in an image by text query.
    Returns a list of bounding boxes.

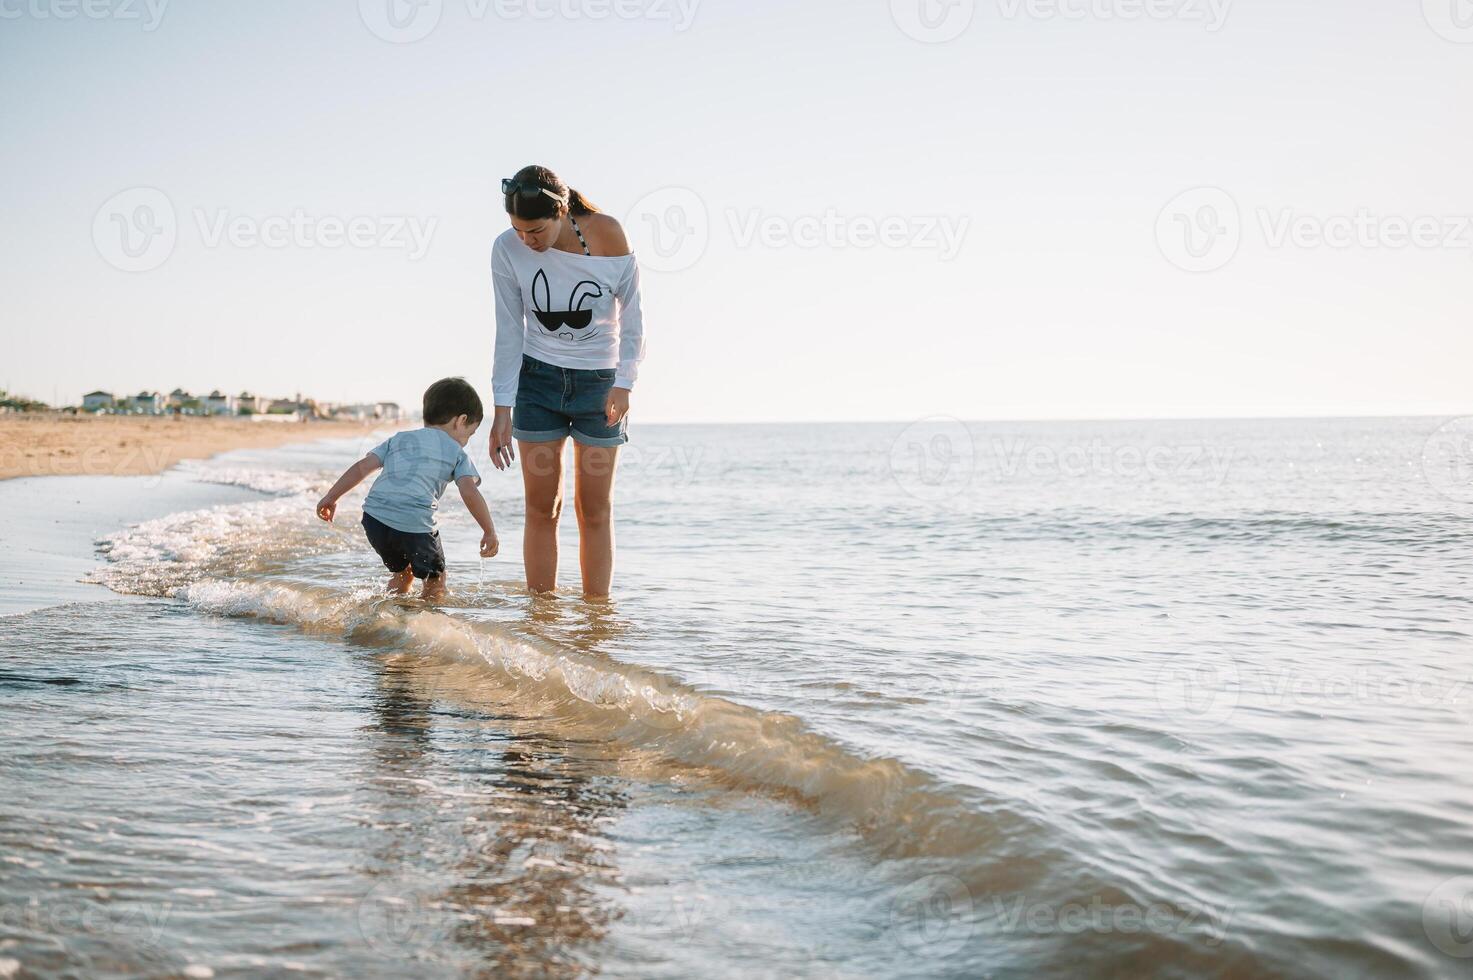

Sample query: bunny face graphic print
[531,268,605,343]
[490,227,647,408]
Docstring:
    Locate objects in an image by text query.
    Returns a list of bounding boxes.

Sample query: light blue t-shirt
[362,428,480,534]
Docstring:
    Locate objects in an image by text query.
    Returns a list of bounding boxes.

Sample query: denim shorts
[362,511,446,580]
[512,354,629,447]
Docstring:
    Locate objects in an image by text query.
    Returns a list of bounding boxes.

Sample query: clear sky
[2,0,1470,422]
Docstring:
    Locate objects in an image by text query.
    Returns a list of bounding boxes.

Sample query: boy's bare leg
[421,572,447,602]
[387,568,413,594]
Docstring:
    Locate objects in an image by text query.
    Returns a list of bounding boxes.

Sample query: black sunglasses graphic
[531,270,603,333]
[534,309,593,330]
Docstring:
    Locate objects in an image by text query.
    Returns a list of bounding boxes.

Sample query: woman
[488,165,646,599]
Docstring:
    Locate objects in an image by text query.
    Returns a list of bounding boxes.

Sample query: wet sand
[0,414,392,481]
[0,471,264,617]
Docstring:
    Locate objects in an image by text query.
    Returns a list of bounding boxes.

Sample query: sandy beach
[0,413,395,481]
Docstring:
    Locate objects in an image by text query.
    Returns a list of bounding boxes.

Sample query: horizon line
[623,411,1469,426]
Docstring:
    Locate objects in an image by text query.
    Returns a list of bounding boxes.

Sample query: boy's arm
[316,454,383,522]
[456,476,499,557]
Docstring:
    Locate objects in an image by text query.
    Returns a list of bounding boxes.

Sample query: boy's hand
[316,498,336,522]
[479,532,499,558]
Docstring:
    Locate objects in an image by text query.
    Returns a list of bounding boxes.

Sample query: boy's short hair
[423,377,484,426]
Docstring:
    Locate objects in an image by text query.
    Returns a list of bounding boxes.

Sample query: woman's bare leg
[387,568,413,594]
[421,571,447,602]
[573,441,619,599]
[519,438,566,594]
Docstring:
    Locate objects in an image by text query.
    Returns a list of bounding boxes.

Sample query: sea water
[1,418,1470,978]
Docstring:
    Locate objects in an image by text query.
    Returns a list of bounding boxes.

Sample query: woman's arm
[605,254,645,426]
[490,239,525,470]
[612,245,646,394]
[491,239,526,410]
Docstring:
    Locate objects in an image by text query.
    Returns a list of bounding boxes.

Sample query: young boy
[315,377,498,601]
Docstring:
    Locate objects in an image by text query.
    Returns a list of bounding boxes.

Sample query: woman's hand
[489,407,515,470]
[605,387,630,427]
[316,497,336,522]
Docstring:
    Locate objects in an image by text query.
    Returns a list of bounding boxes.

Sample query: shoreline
[0,425,392,617]
[0,414,399,482]
[0,471,267,618]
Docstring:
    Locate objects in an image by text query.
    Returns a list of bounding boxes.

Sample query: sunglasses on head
[502,178,568,206]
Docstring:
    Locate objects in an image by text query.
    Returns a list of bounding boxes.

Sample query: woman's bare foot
[387,568,414,594]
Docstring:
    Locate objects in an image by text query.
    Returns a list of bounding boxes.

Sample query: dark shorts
[512,354,629,447]
[361,511,445,580]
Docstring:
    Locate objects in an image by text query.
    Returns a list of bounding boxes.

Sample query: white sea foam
[178,461,327,498]
[90,496,356,597]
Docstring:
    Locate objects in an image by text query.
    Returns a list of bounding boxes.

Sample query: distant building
[83,390,114,411]
[167,388,192,408]
[130,391,163,414]
[236,391,262,414]
[334,403,390,421]
[205,390,235,416]
[331,401,405,421]
[269,398,317,418]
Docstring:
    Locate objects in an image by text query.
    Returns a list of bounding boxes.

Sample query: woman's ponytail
[566,187,599,216]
